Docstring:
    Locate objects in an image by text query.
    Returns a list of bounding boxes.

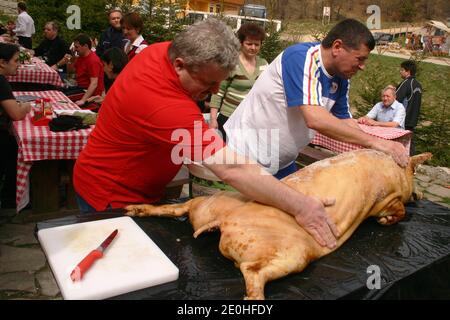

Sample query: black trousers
[0,129,18,206]
[18,36,32,49]
[59,86,86,96]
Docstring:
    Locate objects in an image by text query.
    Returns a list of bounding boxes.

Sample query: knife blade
[70,229,118,282]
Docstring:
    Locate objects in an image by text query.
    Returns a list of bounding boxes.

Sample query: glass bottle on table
[32,99,43,120]
[43,98,53,115]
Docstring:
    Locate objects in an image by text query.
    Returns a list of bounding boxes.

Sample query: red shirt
[73,42,224,210]
[74,51,104,96]
[127,39,148,60]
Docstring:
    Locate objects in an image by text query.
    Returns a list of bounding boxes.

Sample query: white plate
[54,109,96,116]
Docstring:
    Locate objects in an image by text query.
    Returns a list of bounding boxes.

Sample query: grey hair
[382,85,396,96]
[108,8,122,16]
[168,18,240,72]
[45,21,59,32]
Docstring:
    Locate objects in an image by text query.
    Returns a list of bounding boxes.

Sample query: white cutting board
[38,216,179,300]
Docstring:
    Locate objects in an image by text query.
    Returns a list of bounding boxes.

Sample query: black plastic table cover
[36,200,450,300]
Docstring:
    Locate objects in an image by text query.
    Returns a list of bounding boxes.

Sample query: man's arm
[362,119,400,128]
[301,105,409,167]
[209,107,219,129]
[357,116,376,126]
[76,77,98,106]
[201,146,340,249]
[396,79,409,103]
[12,16,25,34]
[405,80,421,129]
[341,117,360,129]
[51,56,66,70]
[52,40,71,70]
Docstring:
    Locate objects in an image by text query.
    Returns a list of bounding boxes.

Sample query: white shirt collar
[319,45,333,79]
[131,35,144,47]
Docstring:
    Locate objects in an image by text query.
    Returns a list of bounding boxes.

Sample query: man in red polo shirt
[60,33,104,106]
[73,19,340,250]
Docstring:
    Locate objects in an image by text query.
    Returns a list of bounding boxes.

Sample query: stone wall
[415,165,450,208]
[0,0,17,16]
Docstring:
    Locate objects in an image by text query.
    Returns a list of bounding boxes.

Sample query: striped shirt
[225,42,352,174]
[282,42,351,116]
[210,56,268,117]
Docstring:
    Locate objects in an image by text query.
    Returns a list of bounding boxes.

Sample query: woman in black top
[0,43,31,208]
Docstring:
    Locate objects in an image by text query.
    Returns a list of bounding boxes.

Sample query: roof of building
[427,20,450,34]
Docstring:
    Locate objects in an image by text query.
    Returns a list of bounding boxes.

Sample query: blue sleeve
[330,79,351,119]
[282,44,321,108]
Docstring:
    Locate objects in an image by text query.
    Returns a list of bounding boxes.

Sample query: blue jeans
[76,193,112,214]
[274,162,297,180]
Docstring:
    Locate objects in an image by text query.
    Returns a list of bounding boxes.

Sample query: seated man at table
[32,21,70,71]
[59,34,104,106]
[85,47,128,106]
[73,18,341,250]
[224,19,409,179]
[357,85,406,129]
[0,43,31,208]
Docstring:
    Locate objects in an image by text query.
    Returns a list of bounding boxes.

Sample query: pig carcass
[126,149,432,299]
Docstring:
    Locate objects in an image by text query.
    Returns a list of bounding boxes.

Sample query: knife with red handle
[70,229,118,282]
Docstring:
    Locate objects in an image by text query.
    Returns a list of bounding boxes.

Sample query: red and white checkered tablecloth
[7,57,65,87]
[12,90,93,212]
[311,124,412,154]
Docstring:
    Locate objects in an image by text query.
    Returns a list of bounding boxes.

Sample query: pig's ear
[409,152,433,172]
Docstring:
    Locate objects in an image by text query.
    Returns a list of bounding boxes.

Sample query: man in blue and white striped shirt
[358,86,406,129]
[225,19,409,179]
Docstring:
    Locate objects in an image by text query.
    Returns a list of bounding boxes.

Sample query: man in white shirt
[358,86,406,129]
[13,2,35,49]
[224,19,409,178]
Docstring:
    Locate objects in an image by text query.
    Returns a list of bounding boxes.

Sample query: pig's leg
[125,197,208,217]
[240,256,306,300]
[377,199,406,225]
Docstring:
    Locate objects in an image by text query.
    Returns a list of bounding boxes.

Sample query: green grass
[191,177,236,192]
[350,53,450,113]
